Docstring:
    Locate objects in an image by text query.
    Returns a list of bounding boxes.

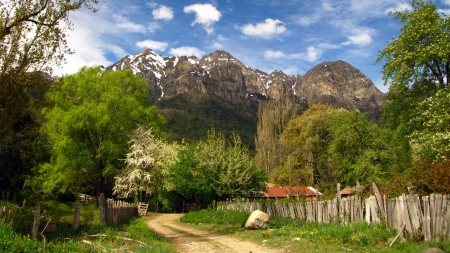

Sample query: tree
[376,0,450,166]
[0,0,98,144]
[281,104,392,194]
[40,67,166,197]
[327,109,393,186]
[113,125,181,202]
[409,88,450,161]
[376,0,450,89]
[281,104,342,186]
[170,128,266,204]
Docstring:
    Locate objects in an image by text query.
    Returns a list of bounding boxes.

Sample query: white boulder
[245,210,269,229]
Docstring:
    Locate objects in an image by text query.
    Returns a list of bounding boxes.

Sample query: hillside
[107,49,385,149]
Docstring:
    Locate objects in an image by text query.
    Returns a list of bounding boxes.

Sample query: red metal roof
[261,186,322,198]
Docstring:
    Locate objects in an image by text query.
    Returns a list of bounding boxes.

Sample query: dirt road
[145,213,280,253]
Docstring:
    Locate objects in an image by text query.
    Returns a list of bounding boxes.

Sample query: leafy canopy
[280,104,392,194]
[0,0,97,143]
[40,67,166,197]
[375,0,450,167]
[169,128,266,204]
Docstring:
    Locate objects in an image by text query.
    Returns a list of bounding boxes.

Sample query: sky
[55,0,450,93]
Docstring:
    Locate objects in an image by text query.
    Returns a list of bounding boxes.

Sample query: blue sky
[56,0,450,93]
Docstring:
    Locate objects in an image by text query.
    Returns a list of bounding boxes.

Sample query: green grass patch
[179,209,450,253]
[180,209,249,226]
[1,201,176,252]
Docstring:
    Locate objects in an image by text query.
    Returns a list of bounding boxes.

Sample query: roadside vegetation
[0,201,176,253]
[181,209,450,253]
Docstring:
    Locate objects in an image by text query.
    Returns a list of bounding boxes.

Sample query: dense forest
[1,0,450,210]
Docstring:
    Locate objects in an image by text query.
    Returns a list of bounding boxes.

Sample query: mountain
[106,49,385,149]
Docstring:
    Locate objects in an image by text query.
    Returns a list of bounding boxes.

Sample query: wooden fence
[105,199,139,225]
[218,190,450,242]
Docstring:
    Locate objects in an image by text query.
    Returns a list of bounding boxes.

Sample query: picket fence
[218,189,450,242]
[102,198,148,225]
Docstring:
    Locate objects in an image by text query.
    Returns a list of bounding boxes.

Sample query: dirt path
[145,213,281,253]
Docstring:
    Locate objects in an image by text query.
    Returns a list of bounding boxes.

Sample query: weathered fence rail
[218,192,450,242]
[106,199,139,225]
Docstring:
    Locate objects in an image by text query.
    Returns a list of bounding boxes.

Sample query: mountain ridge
[106,48,385,148]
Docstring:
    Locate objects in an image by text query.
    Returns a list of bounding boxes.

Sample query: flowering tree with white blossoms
[113,125,182,201]
[410,88,450,162]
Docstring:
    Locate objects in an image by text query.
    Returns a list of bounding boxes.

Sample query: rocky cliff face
[296,60,385,120]
[106,49,385,146]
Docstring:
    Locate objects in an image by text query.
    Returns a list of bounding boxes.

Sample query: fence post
[32,201,40,240]
[337,183,341,222]
[73,199,81,230]
[99,193,106,226]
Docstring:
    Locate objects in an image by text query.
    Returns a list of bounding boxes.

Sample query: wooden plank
[423,196,431,242]
[365,197,371,224]
[430,194,436,240]
[434,194,443,241]
[318,201,323,224]
[372,183,385,219]
[444,195,450,240]
[405,195,417,234]
[399,194,413,234]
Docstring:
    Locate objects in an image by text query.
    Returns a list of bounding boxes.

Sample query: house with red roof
[260,185,323,200]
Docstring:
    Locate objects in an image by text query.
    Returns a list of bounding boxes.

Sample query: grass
[180,209,450,253]
[0,200,177,253]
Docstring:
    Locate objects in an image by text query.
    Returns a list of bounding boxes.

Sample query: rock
[419,248,445,253]
[117,231,129,237]
[245,210,269,229]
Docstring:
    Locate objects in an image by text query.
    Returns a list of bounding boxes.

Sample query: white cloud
[282,66,300,75]
[152,5,174,20]
[342,32,373,46]
[240,18,286,38]
[53,11,117,75]
[184,3,221,34]
[264,50,285,59]
[169,46,205,58]
[264,47,321,62]
[300,46,321,62]
[136,40,168,51]
[113,14,147,33]
[147,22,162,33]
[318,42,342,50]
[386,3,412,13]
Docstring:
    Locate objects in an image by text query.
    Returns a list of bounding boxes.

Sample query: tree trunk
[32,201,40,240]
[95,160,105,197]
[73,199,81,230]
[99,193,106,226]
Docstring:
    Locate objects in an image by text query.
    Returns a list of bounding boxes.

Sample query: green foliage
[113,125,181,201]
[157,93,257,151]
[279,104,392,193]
[376,0,450,89]
[409,88,450,162]
[40,67,166,197]
[376,0,450,168]
[280,103,341,186]
[0,0,97,145]
[0,99,50,201]
[328,109,394,186]
[169,128,267,204]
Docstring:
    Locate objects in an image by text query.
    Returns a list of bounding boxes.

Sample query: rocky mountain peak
[200,50,246,70]
[296,60,385,119]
